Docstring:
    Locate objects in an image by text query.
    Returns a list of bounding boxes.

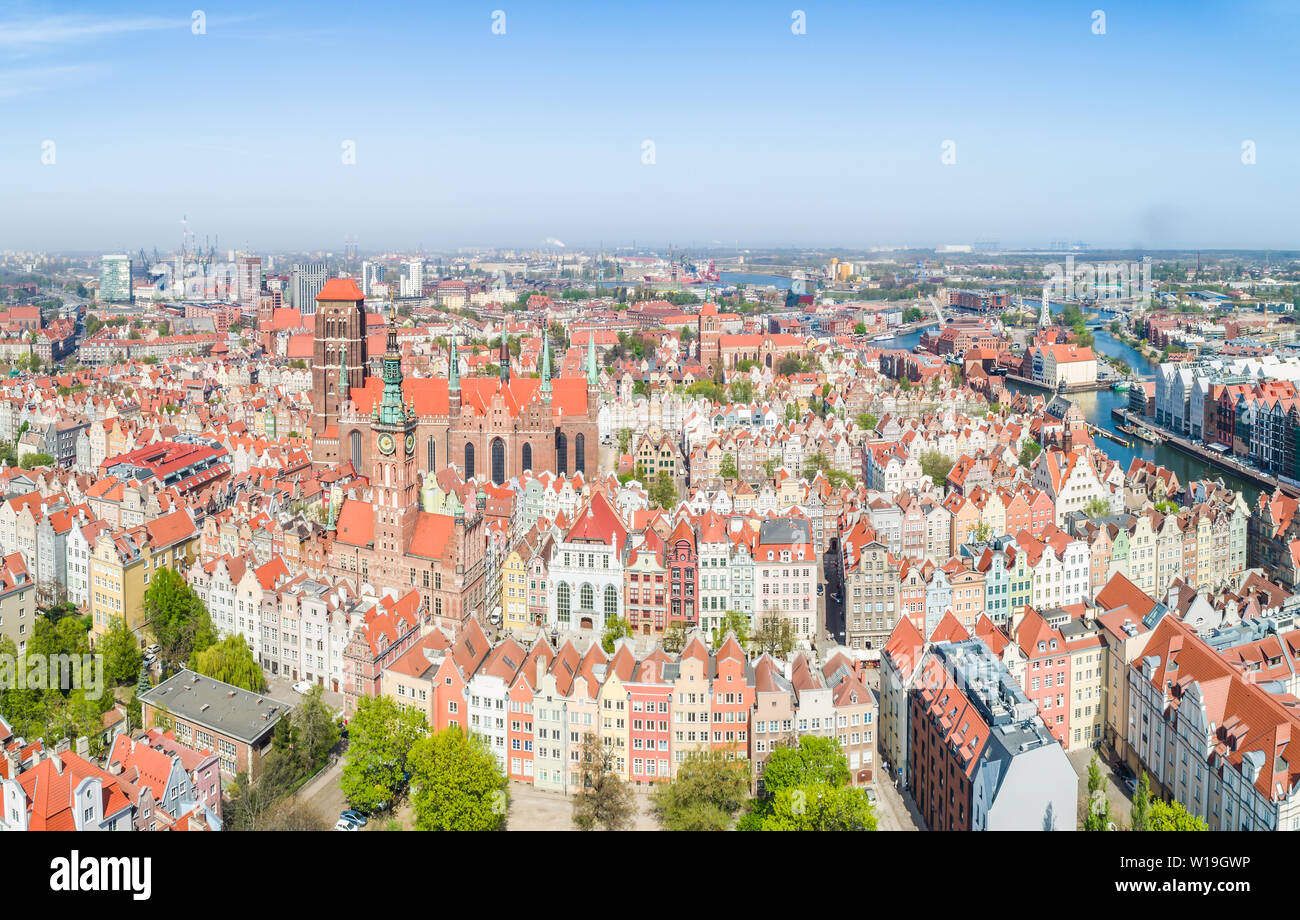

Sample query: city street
[264,673,346,713]
[872,773,923,831]
[821,547,845,643]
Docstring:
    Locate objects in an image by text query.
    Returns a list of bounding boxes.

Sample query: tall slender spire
[378,313,405,425]
[448,332,460,392]
[586,332,598,386]
[540,326,552,395]
[337,349,347,398]
[499,333,510,383]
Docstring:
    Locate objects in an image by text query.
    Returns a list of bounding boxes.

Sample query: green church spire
[540,326,552,395]
[586,332,598,386]
[449,332,460,392]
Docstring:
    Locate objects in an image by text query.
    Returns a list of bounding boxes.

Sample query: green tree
[853,322,868,335]
[759,782,877,831]
[1083,496,1112,518]
[409,726,508,831]
[762,735,851,793]
[898,376,912,392]
[919,450,954,488]
[650,470,677,510]
[856,412,878,432]
[719,453,738,480]
[19,452,54,469]
[616,428,632,454]
[651,751,750,830]
[99,617,142,686]
[1083,754,1112,831]
[291,686,340,775]
[1018,441,1042,468]
[661,622,687,654]
[340,695,428,814]
[729,378,755,403]
[601,616,632,654]
[776,355,808,377]
[714,611,750,650]
[753,616,796,657]
[191,634,267,692]
[223,770,280,830]
[144,567,215,666]
[247,685,338,800]
[1130,771,1152,831]
[572,734,636,831]
[1148,798,1208,831]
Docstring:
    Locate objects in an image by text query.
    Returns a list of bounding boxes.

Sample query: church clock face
[406,433,415,455]
[378,433,396,456]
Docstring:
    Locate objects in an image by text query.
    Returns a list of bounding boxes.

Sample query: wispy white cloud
[0,63,103,98]
[0,15,188,50]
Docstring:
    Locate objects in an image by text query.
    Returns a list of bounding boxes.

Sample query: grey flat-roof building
[139,669,291,778]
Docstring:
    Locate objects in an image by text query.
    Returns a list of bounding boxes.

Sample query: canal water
[870,322,1260,504]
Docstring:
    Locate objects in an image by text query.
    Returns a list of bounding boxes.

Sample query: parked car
[292,680,314,695]
[333,818,359,831]
[1116,765,1137,795]
[340,810,367,827]
[142,654,157,668]
[817,584,824,596]
[145,644,160,656]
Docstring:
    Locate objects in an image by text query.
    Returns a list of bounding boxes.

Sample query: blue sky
[3,1,1300,252]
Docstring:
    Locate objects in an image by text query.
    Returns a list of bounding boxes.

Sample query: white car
[293,680,314,695]
[333,819,359,832]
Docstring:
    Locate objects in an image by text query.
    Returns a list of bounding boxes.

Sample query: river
[718,272,795,290]
[870,321,1260,504]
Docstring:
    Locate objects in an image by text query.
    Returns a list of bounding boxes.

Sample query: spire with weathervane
[448,331,460,392]
[499,333,510,384]
[586,332,599,387]
[540,326,552,396]
[378,313,406,426]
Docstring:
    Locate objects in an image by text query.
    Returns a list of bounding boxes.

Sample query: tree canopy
[340,694,427,814]
[191,634,267,692]
[919,450,954,488]
[651,751,749,830]
[409,727,508,831]
[739,736,876,831]
[572,734,636,831]
[145,567,216,667]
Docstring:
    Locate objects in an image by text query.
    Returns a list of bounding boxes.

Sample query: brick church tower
[698,302,721,371]
[370,317,419,574]
[311,278,368,436]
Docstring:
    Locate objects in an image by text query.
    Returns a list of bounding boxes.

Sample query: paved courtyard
[1068,747,1133,828]
[507,781,659,831]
